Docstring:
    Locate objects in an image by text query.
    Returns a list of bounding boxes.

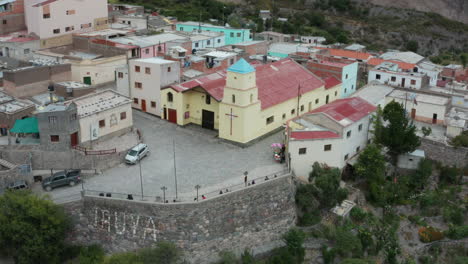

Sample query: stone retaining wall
[63,175,297,263]
[419,138,468,168]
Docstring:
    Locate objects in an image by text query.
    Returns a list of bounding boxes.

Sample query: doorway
[432,113,437,124]
[202,110,215,130]
[168,109,177,124]
[401,78,406,87]
[141,99,147,112]
[411,108,416,119]
[83,76,92,85]
[70,132,78,147]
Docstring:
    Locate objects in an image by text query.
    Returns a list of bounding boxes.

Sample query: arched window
[250,94,253,103]
[232,94,236,103]
[167,92,173,102]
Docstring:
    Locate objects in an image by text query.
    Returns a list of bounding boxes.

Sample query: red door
[168,109,177,124]
[70,132,78,147]
[141,99,147,112]
[411,108,416,119]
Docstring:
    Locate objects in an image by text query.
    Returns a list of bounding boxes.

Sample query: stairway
[0,158,16,170]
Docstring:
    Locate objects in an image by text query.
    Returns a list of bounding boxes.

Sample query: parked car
[125,143,149,164]
[7,180,29,190]
[42,169,81,191]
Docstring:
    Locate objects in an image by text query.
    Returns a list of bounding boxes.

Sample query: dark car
[7,180,29,190]
[42,169,81,191]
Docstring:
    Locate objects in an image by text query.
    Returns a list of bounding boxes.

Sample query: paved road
[37,111,285,202]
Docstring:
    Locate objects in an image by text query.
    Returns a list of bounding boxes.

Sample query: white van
[125,143,149,164]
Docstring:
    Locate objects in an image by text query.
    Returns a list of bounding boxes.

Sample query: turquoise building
[341,62,359,98]
[176,22,252,45]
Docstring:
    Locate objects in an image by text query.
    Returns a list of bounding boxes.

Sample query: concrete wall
[71,55,126,85]
[419,138,467,168]
[115,65,129,97]
[0,40,40,61]
[176,24,252,45]
[63,175,296,264]
[368,70,428,89]
[384,96,447,125]
[37,104,79,151]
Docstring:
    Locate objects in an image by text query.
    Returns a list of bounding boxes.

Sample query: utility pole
[161,186,167,203]
[173,139,178,200]
[195,184,201,202]
[139,158,144,200]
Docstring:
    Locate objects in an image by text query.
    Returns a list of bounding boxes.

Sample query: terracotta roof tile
[367,58,415,70]
[327,49,372,61]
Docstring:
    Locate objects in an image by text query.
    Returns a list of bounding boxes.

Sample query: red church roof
[323,76,341,89]
[310,97,376,125]
[169,59,325,110]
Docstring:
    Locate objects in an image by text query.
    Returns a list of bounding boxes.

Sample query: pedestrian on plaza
[244,175,248,186]
[265,176,269,181]
[219,190,223,195]
[225,188,229,193]
[252,180,255,185]
[202,195,206,200]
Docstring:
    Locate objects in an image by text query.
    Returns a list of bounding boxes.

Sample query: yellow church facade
[161,58,341,145]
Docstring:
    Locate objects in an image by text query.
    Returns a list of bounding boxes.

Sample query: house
[70,90,132,144]
[380,51,425,64]
[259,10,271,20]
[0,30,39,61]
[161,58,341,145]
[366,58,416,73]
[323,48,373,63]
[54,81,94,99]
[441,64,465,82]
[190,50,238,74]
[33,47,127,86]
[258,31,292,43]
[385,89,450,125]
[36,102,79,150]
[3,63,71,98]
[111,15,147,31]
[0,91,35,132]
[368,62,430,90]
[352,82,394,108]
[300,36,326,45]
[230,41,268,56]
[0,0,26,35]
[25,0,109,49]
[306,59,358,98]
[110,33,187,58]
[108,3,144,16]
[344,44,366,52]
[176,22,252,45]
[129,57,180,116]
[178,31,225,51]
[268,43,316,58]
[417,61,443,87]
[287,97,377,178]
[397,149,425,170]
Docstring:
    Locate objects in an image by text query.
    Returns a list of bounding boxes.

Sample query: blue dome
[227,58,255,74]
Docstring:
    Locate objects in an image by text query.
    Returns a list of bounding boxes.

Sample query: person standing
[244,174,248,187]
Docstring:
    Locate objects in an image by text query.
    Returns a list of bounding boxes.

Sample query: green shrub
[442,206,464,225]
[407,215,427,226]
[350,207,367,223]
[446,225,468,240]
[78,244,105,264]
[299,211,321,226]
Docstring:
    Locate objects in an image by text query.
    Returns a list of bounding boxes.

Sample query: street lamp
[161,186,167,203]
[195,184,201,202]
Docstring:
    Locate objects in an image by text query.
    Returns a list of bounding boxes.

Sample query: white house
[416,61,443,87]
[368,62,430,90]
[287,97,377,179]
[352,82,394,108]
[129,57,180,116]
[385,89,450,125]
[25,0,108,48]
[71,90,132,144]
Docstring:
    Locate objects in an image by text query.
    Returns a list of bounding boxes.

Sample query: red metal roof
[323,76,341,89]
[367,58,415,70]
[328,49,372,61]
[310,97,376,124]
[169,59,325,110]
[290,131,340,140]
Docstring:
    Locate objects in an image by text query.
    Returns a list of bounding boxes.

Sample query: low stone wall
[419,138,468,168]
[63,175,297,263]
[0,166,25,188]
[0,146,124,171]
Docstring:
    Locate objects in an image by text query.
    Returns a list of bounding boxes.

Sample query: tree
[450,130,468,147]
[405,40,419,52]
[379,101,420,164]
[354,144,386,184]
[282,228,306,264]
[460,53,468,68]
[421,126,432,137]
[104,252,142,264]
[138,242,181,264]
[341,259,376,264]
[335,227,363,257]
[0,190,70,264]
[78,244,105,264]
[409,159,432,190]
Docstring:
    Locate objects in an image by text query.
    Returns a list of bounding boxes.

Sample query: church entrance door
[202,110,215,130]
[168,109,177,124]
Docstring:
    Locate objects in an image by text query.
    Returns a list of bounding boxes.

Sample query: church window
[232,95,236,103]
[326,95,329,104]
[266,116,274,125]
[315,99,319,104]
[205,94,211,105]
[282,113,286,119]
[167,92,173,102]
[291,109,295,115]
[335,91,337,96]
[250,94,253,103]
[300,105,304,112]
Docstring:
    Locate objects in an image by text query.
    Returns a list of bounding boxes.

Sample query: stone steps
[0,158,16,170]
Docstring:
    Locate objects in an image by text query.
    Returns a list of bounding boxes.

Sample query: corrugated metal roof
[310,97,377,124]
[290,130,340,140]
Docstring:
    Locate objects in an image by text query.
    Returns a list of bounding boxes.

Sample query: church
[161,58,342,145]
